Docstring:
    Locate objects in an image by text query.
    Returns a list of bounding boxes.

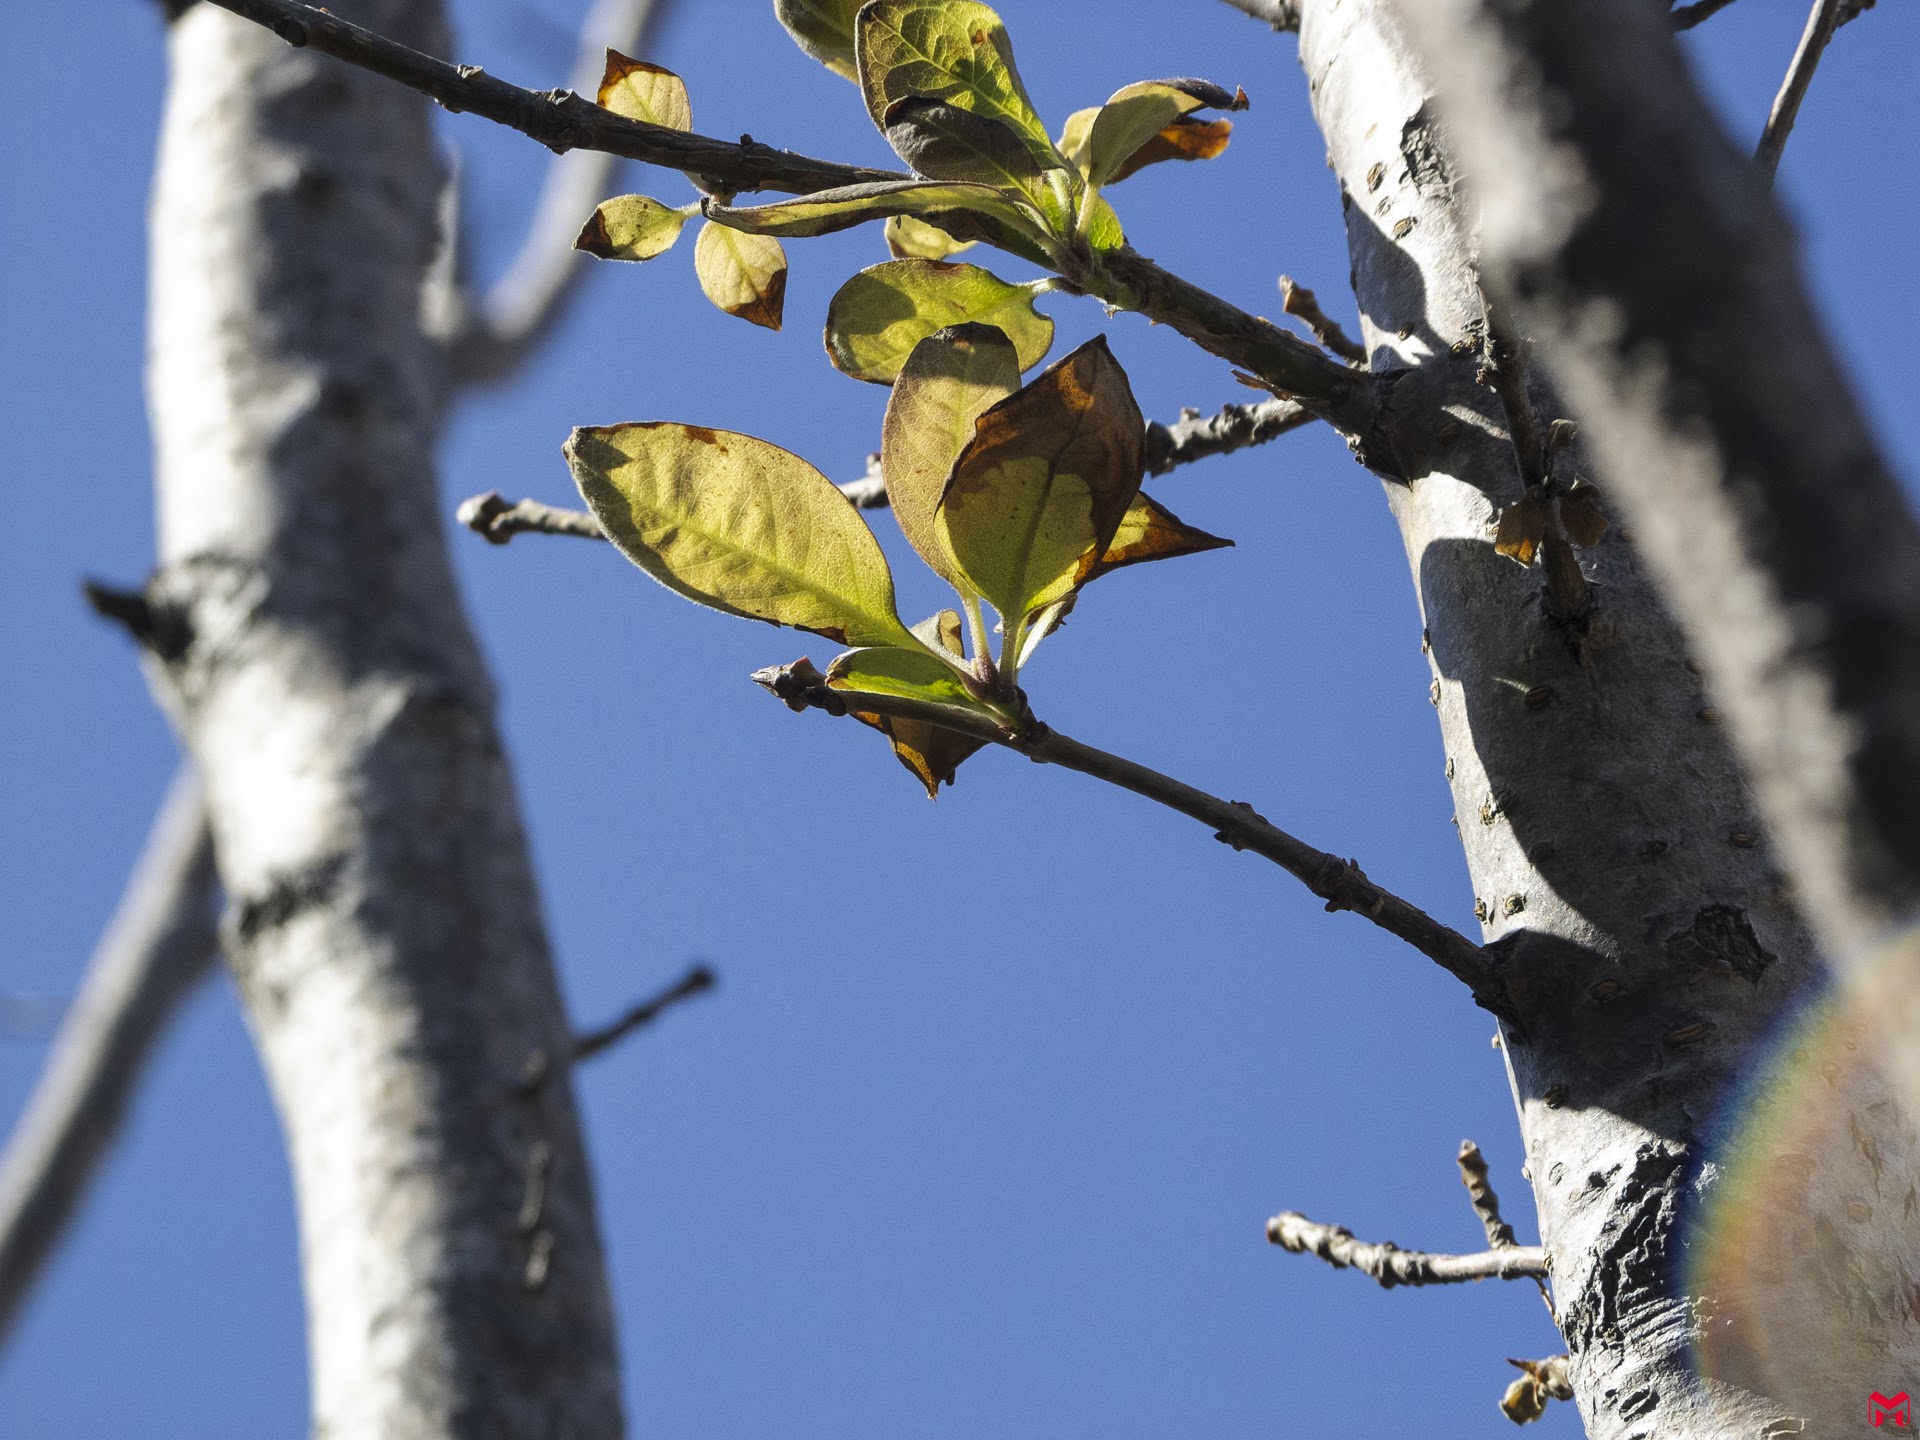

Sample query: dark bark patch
[1559,1143,1685,1356]
[1398,103,1456,197]
[232,853,349,941]
[1665,904,1775,983]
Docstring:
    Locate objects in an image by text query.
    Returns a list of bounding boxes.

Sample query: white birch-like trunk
[1297,4,1920,1435]
[143,4,622,1434]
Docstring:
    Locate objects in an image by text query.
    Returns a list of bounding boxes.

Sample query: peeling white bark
[144,5,621,1435]
[1297,3,1920,1434]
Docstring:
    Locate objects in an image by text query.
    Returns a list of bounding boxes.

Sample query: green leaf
[828,640,992,797]
[855,1,1063,175]
[885,213,974,260]
[935,335,1145,627]
[706,182,1047,265]
[597,50,692,130]
[825,259,1051,384]
[882,95,1044,193]
[1083,78,1246,191]
[693,221,787,329]
[1104,115,1233,184]
[1084,194,1124,251]
[575,195,689,261]
[880,322,1020,595]
[773,0,864,80]
[1091,491,1233,576]
[566,422,918,648]
[1056,107,1098,171]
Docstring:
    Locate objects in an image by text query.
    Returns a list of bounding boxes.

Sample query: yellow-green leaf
[1105,115,1233,184]
[1091,492,1233,576]
[829,642,992,798]
[855,1,1063,175]
[774,0,864,81]
[707,183,1048,267]
[1082,78,1245,191]
[693,221,787,329]
[597,50,692,130]
[881,323,1020,595]
[825,259,1051,384]
[575,195,689,261]
[935,336,1145,626]
[885,213,974,260]
[1084,194,1124,251]
[1056,107,1098,172]
[566,423,917,648]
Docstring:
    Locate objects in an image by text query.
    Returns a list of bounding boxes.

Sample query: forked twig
[1265,1211,1548,1289]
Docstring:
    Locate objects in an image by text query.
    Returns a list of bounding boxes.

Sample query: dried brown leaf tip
[1499,1355,1573,1425]
[1494,493,1550,568]
[1494,486,1608,569]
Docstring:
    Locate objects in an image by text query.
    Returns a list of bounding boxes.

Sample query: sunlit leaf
[1494,493,1550,567]
[883,96,1045,193]
[830,642,992,798]
[694,221,787,329]
[567,423,917,648]
[1091,491,1233,576]
[881,323,1020,594]
[1056,107,1097,171]
[773,0,864,80]
[855,1,1064,176]
[1105,115,1233,183]
[575,195,689,261]
[886,213,975,260]
[825,259,1051,384]
[1084,194,1124,251]
[707,182,1050,265]
[597,50,692,130]
[935,336,1145,626]
[1084,78,1246,192]
[912,607,966,657]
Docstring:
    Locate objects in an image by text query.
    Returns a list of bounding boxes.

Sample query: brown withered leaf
[1106,115,1233,184]
[1090,491,1232,577]
[1494,492,1550,567]
[1558,486,1608,548]
[850,709,987,799]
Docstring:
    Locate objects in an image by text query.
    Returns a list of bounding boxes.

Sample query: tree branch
[0,765,220,1345]
[199,0,1375,434]
[1455,1139,1519,1250]
[1144,397,1314,475]
[1278,277,1366,364]
[751,661,1510,1016]
[1668,0,1740,30]
[1265,1210,1549,1288]
[449,0,676,384]
[1755,0,1844,179]
[1216,0,1302,31]
[457,491,609,543]
[571,963,715,1064]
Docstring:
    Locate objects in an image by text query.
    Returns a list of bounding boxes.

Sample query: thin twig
[1478,290,1545,490]
[1266,1211,1548,1288]
[458,491,609,543]
[1216,0,1301,31]
[1755,0,1845,180]
[572,963,715,1063]
[752,661,1511,1015]
[201,0,1374,433]
[1145,397,1315,475]
[1456,1139,1518,1250]
[0,766,220,1343]
[451,0,678,383]
[1279,277,1367,365]
[1669,0,1741,30]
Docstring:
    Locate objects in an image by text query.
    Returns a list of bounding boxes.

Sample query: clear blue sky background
[2,1,1914,1435]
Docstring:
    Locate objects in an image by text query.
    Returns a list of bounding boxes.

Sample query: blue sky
[2,1,1914,1434]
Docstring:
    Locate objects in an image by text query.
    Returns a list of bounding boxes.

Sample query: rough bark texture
[1297,3,1920,1435]
[143,4,622,1435]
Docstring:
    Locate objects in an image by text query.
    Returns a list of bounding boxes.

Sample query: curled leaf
[694,220,787,329]
[883,95,1045,193]
[575,195,689,261]
[773,0,864,81]
[566,422,917,649]
[881,323,1021,595]
[825,259,1052,384]
[885,213,974,260]
[597,51,692,130]
[935,335,1145,626]
[855,1,1063,175]
[1105,115,1232,184]
[1494,492,1550,567]
[1091,492,1233,576]
[1083,78,1245,192]
[828,638,993,798]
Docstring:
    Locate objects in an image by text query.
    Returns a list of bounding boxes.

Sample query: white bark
[144,4,621,1434]
[1297,3,1920,1434]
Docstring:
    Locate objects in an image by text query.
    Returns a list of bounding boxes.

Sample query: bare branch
[200,0,1375,434]
[751,660,1511,1017]
[0,766,220,1344]
[1755,0,1845,179]
[1266,1210,1548,1288]
[1145,397,1315,475]
[1278,277,1367,364]
[1217,0,1302,31]
[450,0,676,384]
[1456,1139,1519,1249]
[458,490,608,543]
[1668,0,1740,30]
[572,963,715,1063]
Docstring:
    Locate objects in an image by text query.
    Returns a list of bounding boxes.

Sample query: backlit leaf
[883,96,1045,193]
[830,643,992,798]
[566,423,917,648]
[694,221,787,329]
[1084,78,1245,192]
[935,336,1145,626]
[707,182,1050,264]
[885,213,974,260]
[1105,115,1233,184]
[597,51,692,130]
[1084,194,1124,251]
[773,0,864,80]
[575,195,689,261]
[825,259,1051,384]
[1056,107,1097,171]
[1091,492,1233,576]
[855,2,1061,170]
[881,323,1020,594]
